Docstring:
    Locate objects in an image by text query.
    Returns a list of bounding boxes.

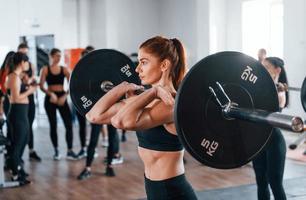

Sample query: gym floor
[0,116,305,200]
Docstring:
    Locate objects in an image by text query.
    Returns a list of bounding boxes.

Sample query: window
[242,0,283,59]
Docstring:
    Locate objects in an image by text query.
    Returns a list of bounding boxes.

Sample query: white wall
[62,0,78,48]
[209,0,227,54]
[88,0,107,48]
[283,0,306,117]
[226,0,243,51]
[159,0,199,66]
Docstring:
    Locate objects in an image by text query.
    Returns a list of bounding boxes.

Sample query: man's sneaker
[77,169,91,180]
[104,166,115,177]
[111,155,124,165]
[66,151,79,160]
[53,151,61,161]
[77,149,87,159]
[29,151,42,162]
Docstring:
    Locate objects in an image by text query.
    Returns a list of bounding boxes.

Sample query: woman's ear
[160,59,171,72]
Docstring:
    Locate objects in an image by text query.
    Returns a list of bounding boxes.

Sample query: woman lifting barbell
[86,36,198,200]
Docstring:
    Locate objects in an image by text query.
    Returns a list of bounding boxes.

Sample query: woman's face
[51,52,61,64]
[21,61,29,71]
[136,48,163,85]
[262,59,280,81]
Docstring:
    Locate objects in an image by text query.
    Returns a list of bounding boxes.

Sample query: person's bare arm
[86,82,143,124]
[10,75,35,101]
[39,67,52,95]
[278,91,286,108]
[111,86,174,131]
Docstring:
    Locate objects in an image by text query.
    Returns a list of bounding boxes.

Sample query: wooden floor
[0,121,306,200]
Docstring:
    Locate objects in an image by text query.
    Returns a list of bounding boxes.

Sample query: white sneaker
[53,152,61,161]
[111,155,124,165]
[94,151,99,158]
[101,139,109,148]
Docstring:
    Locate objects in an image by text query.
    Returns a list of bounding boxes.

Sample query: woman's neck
[152,79,176,92]
[51,63,59,67]
[14,67,22,75]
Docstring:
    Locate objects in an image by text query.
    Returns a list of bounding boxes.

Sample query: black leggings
[86,124,119,167]
[76,111,86,148]
[106,125,119,165]
[44,92,73,149]
[145,174,197,200]
[3,95,11,154]
[252,128,287,200]
[28,94,35,149]
[86,124,101,166]
[8,104,29,175]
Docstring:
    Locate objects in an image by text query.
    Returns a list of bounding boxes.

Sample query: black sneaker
[29,151,42,162]
[19,168,29,177]
[77,169,91,180]
[77,149,87,159]
[104,166,115,177]
[66,151,79,160]
[12,175,31,186]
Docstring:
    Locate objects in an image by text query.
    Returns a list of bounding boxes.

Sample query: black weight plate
[175,51,279,169]
[301,77,306,113]
[70,49,141,116]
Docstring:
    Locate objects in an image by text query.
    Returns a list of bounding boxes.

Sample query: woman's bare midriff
[48,85,64,92]
[138,146,184,180]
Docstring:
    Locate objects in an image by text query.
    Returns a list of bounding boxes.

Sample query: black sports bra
[136,125,183,151]
[46,66,65,86]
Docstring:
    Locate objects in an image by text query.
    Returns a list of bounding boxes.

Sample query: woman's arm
[278,91,286,108]
[9,75,35,101]
[86,82,143,124]
[111,86,174,131]
[39,67,52,95]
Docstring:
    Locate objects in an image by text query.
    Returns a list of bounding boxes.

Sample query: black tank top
[136,125,183,151]
[46,66,65,86]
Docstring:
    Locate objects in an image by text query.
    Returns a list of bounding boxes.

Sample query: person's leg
[121,129,127,142]
[8,105,31,185]
[76,111,87,158]
[58,100,77,160]
[105,125,120,176]
[267,128,287,200]
[28,95,41,161]
[78,124,101,180]
[101,125,108,147]
[253,149,270,200]
[3,95,11,157]
[44,96,59,160]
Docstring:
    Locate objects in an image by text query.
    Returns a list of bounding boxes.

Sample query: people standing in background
[17,43,41,162]
[257,48,267,64]
[252,57,287,200]
[7,52,37,185]
[39,48,78,160]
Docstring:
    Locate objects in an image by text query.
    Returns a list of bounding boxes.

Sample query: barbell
[69,49,306,169]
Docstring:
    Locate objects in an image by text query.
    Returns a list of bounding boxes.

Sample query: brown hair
[139,36,187,90]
